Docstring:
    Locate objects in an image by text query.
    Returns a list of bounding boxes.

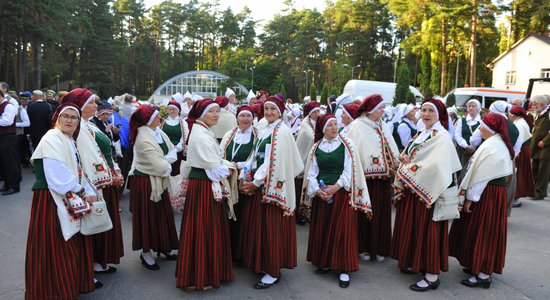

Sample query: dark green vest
[95,129,115,168]
[225,131,254,163]
[394,120,417,151]
[461,117,480,144]
[253,134,271,171]
[315,143,345,185]
[32,159,48,190]
[162,122,182,146]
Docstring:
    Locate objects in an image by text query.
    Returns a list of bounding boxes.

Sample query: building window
[542,68,550,78]
[505,71,516,85]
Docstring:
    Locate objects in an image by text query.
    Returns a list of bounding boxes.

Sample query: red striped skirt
[129,176,179,252]
[231,192,252,261]
[515,145,535,198]
[176,178,233,290]
[307,189,359,272]
[238,190,261,267]
[170,152,184,176]
[92,185,124,265]
[449,184,508,275]
[295,177,305,218]
[25,190,94,300]
[358,178,392,257]
[390,189,449,274]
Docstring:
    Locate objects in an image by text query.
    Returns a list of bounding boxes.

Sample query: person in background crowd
[455,99,482,168]
[46,90,59,109]
[161,100,188,176]
[529,95,550,200]
[0,90,21,195]
[220,105,257,261]
[181,91,193,118]
[176,99,235,291]
[27,90,53,149]
[509,106,535,207]
[225,88,238,115]
[391,98,461,292]
[211,96,237,142]
[91,101,120,147]
[391,104,417,152]
[0,82,19,108]
[449,113,514,289]
[346,94,399,263]
[18,92,32,167]
[128,104,179,270]
[334,94,352,127]
[240,96,303,289]
[339,103,359,136]
[302,113,372,288]
[25,102,98,299]
[246,90,257,106]
[288,104,302,137]
[326,95,337,114]
[256,90,269,102]
[119,93,135,184]
[14,94,31,170]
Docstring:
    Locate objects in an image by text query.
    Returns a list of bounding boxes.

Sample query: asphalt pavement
[1,167,549,299]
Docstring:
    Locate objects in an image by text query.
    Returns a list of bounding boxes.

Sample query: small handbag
[432,186,460,222]
[80,198,113,235]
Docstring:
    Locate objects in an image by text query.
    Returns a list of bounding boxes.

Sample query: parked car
[443,87,526,109]
[343,80,423,105]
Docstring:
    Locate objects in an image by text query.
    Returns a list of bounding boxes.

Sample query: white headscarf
[172,92,184,104]
[225,88,236,98]
[489,100,511,118]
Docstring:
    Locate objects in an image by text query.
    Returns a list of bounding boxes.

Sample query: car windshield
[445,92,481,109]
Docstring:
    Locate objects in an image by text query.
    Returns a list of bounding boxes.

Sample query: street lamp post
[352,64,361,79]
[250,66,255,90]
[303,69,311,97]
[56,74,60,93]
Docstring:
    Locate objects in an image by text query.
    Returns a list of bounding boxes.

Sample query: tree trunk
[32,40,42,90]
[469,0,478,87]
[440,18,447,96]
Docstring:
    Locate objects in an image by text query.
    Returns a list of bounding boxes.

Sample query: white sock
[261,273,277,284]
[359,252,371,261]
[93,263,108,272]
[376,255,385,262]
[142,251,156,265]
[478,272,490,279]
[512,199,521,204]
[339,273,350,281]
[417,273,437,287]
[93,278,98,283]
[468,275,478,283]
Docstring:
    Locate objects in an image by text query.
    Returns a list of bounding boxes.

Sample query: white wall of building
[492,36,550,96]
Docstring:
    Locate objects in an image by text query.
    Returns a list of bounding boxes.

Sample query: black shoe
[157,250,178,260]
[461,276,491,289]
[529,195,545,200]
[253,278,279,289]
[315,267,331,274]
[410,277,440,292]
[2,188,19,195]
[140,254,160,270]
[296,217,307,226]
[339,273,350,288]
[0,186,8,192]
[95,266,117,274]
[400,268,416,275]
[94,280,104,289]
[512,202,522,208]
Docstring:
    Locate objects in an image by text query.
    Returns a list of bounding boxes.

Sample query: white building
[490,34,550,96]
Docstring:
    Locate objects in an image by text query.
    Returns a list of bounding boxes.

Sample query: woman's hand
[400,153,411,164]
[85,195,98,203]
[463,200,473,213]
[325,184,340,196]
[241,181,258,195]
[112,170,125,187]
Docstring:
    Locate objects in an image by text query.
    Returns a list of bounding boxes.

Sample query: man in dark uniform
[26,90,53,150]
[530,95,550,200]
[0,90,21,195]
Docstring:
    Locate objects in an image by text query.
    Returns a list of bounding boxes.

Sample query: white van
[443,87,526,109]
[342,80,424,104]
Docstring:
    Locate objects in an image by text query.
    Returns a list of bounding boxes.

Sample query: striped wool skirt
[358,178,392,257]
[170,152,184,176]
[92,185,124,265]
[294,177,305,218]
[390,188,449,274]
[176,178,233,290]
[449,184,508,275]
[238,191,261,267]
[230,192,251,261]
[515,144,535,198]
[25,190,95,300]
[129,175,179,252]
[307,189,359,272]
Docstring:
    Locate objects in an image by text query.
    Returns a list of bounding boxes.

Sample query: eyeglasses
[60,114,80,121]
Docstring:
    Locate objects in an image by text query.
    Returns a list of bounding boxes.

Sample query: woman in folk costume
[161,100,189,176]
[294,100,322,225]
[219,105,257,260]
[240,96,304,289]
[339,103,359,135]
[509,106,535,207]
[454,99,481,167]
[302,114,372,288]
[391,98,461,291]
[211,96,237,142]
[176,98,236,291]
[25,103,99,299]
[346,94,399,262]
[448,113,514,289]
[61,89,125,276]
[392,104,417,152]
[128,104,179,270]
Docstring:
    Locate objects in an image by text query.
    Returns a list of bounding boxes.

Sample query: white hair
[531,94,549,105]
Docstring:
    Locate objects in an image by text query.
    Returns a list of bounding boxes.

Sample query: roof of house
[490,34,550,66]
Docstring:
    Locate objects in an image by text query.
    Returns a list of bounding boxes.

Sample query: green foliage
[320,82,330,105]
[309,82,317,100]
[394,64,416,105]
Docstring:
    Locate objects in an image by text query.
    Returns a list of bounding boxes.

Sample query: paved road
[1,167,549,299]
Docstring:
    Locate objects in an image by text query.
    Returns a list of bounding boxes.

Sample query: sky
[143,0,326,26]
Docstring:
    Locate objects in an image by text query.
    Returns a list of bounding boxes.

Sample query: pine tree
[320,82,329,105]
[309,82,317,101]
[394,64,415,105]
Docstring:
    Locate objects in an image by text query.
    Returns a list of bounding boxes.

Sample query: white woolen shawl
[187,121,238,218]
[211,109,237,139]
[31,129,84,240]
[130,126,174,202]
[394,130,462,207]
[261,122,304,216]
[346,115,400,178]
[77,120,112,190]
[295,117,315,166]
[301,134,372,214]
[458,134,513,203]
[513,117,532,144]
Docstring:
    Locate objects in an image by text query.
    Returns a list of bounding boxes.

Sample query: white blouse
[250,119,282,187]
[306,137,352,197]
